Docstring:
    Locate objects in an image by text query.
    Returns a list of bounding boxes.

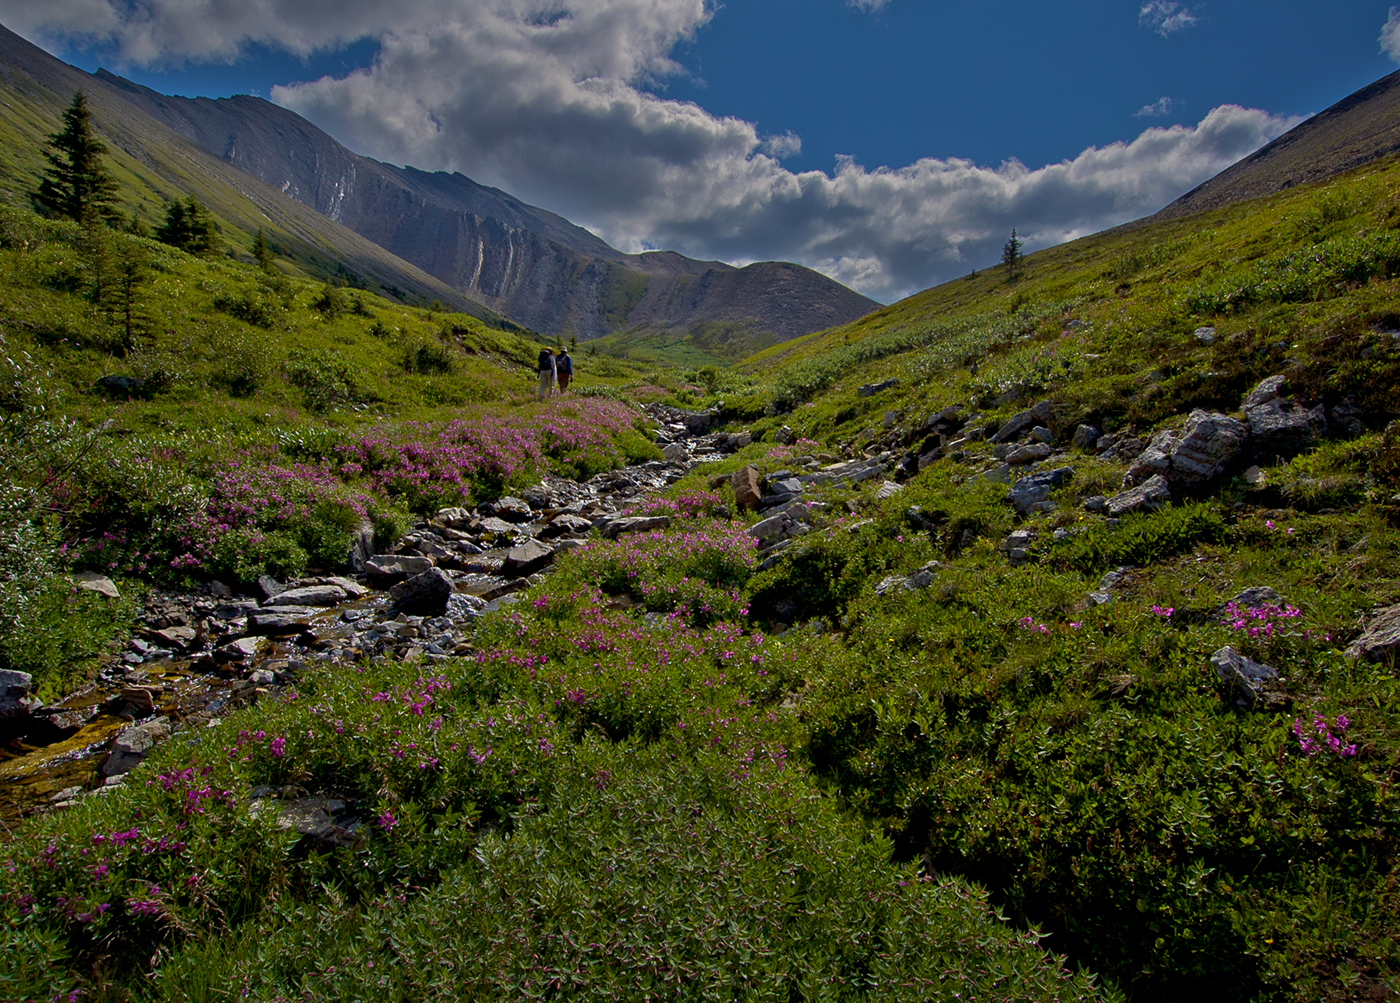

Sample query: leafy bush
[1051,501,1227,572]
[283,349,362,412]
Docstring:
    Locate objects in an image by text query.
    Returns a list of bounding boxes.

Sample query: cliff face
[94,71,878,341]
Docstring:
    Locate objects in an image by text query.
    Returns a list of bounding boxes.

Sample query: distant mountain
[1152,68,1400,222]
[93,71,879,342]
[0,23,510,321]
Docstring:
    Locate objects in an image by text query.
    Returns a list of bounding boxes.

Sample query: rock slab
[1345,604,1400,662]
[390,568,456,615]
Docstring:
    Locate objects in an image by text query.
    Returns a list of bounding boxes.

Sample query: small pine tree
[569,334,578,351]
[1002,229,1023,280]
[35,91,120,223]
[114,243,146,353]
[252,228,275,272]
[155,196,216,255]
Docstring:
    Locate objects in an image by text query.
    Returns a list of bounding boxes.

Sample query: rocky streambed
[0,404,901,831]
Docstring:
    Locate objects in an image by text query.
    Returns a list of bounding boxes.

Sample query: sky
[3,0,1398,303]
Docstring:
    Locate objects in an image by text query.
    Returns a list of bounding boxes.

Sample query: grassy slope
[2,147,1400,1003]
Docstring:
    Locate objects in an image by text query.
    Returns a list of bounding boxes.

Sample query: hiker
[556,348,573,394]
[536,347,556,400]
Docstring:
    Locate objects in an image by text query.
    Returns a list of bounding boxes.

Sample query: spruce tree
[1001,228,1023,280]
[35,91,120,223]
[252,228,275,272]
[155,196,216,255]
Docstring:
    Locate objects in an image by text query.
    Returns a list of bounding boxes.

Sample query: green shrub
[1051,501,1227,572]
[283,349,361,412]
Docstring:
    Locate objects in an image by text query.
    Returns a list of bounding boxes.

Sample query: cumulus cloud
[1138,1,1198,38]
[1382,7,1400,62]
[7,0,1298,301]
[1134,96,1173,118]
[847,0,891,12]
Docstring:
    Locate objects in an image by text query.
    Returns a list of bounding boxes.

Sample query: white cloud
[847,0,891,12]
[1381,7,1400,62]
[1134,96,1173,118]
[6,0,1298,302]
[1138,1,1198,38]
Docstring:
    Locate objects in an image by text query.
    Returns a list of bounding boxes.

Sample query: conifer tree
[252,228,275,272]
[1002,228,1023,280]
[155,196,216,255]
[35,91,120,223]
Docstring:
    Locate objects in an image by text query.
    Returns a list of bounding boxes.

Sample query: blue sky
[9,1,1397,300]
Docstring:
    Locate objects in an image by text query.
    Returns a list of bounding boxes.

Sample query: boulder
[1241,375,1287,410]
[1071,424,1101,450]
[600,516,672,540]
[500,540,555,577]
[265,585,347,608]
[390,567,456,615]
[1210,645,1279,705]
[1227,586,1285,611]
[540,514,594,539]
[435,506,473,529]
[749,513,791,542]
[1105,474,1170,517]
[72,572,120,599]
[1345,603,1400,662]
[1008,467,1074,516]
[991,400,1053,444]
[488,496,534,523]
[248,607,321,636]
[477,517,518,539]
[347,521,377,573]
[857,378,899,397]
[214,636,267,665]
[103,717,172,777]
[1194,326,1217,345]
[1124,410,1248,489]
[255,575,285,601]
[320,576,368,599]
[1247,399,1326,462]
[364,554,435,585]
[661,442,690,463]
[1007,443,1054,465]
[0,669,33,719]
[873,480,903,501]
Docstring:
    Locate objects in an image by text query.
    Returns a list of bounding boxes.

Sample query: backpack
[538,349,552,371]
[557,354,572,375]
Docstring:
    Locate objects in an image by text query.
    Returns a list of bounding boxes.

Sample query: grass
[3,142,1400,1003]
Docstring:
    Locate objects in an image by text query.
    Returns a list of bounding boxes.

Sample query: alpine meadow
[1,16,1400,1003]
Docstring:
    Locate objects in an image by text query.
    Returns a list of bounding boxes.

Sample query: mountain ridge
[90,67,879,343]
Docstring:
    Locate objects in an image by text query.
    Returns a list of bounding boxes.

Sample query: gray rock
[214,636,267,665]
[540,514,593,539]
[1227,586,1284,611]
[982,463,1012,484]
[103,717,172,777]
[319,576,367,599]
[882,411,899,429]
[365,554,435,585]
[749,513,791,542]
[661,442,690,463]
[390,567,456,615]
[0,669,33,718]
[858,378,899,397]
[1328,401,1368,439]
[1008,467,1074,515]
[874,575,908,596]
[770,477,804,496]
[1194,326,1217,345]
[266,585,347,608]
[1007,442,1054,465]
[1098,435,1145,463]
[773,426,796,445]
[347,521,377,573]
[1211,645,1279,705]
[1247,398,1326,462]
[477,516,518,538]
[1106,474,1170,517]
[72,572,120,599]
[600,516,672,540]
[1124,410,1248,489]
[488,496,534,523]
[873,480,903,501]
[1029,426,1056,445]
[255,574,285,601]
[249,607,321,636]
[1241,374,1287,410]
[1071,424,1101,450]
[991,400,1053,444]
[435,506,473,529]
[1345,604,1400,662]
[1082,495,1107,513]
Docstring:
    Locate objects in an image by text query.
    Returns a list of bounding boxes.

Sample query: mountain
[91,70,879,343]
[1151,67,1400,222]
[0,23,514,322]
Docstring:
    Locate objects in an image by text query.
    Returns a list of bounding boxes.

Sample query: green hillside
[1,127,1399,1003]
